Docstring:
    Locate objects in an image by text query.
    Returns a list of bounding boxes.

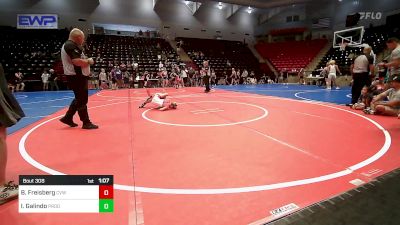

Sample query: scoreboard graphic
[19,175,114,213]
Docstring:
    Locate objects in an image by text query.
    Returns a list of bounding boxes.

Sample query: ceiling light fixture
[247,6,253,14]
[218,2,223,10]
[184,1,190,5]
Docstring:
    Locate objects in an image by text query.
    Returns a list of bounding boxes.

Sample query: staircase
[249,44,278,76]
[305,41,332,74]
[167,39,191,62]
[248,44,266,63]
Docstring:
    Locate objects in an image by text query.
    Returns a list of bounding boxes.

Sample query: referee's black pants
[351,72,370,104]
[64,75,90,124]
[203,75,210,92]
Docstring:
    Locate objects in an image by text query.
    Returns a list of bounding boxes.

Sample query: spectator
[260,74,267,84]
[278,70,284,83]
[49,69,59,91]
[364,75,400,116]
[298,68,305,85]
[230,68,238,85]
[90,72,99,90]
[326,60,341,90]
[237,69,241,83]
[99,68,108,89]
[241,69,248,84]
[210,69,217,87]
[218,75,226,85]
[115,66,123,89]
[181,68,188,87]
[352,86,373,110]
[41,70,50,91]
[379,38,400,82]
[123,71,131,88]
[120,62,126,72]
[133,61,139,72]
[14,71,25,92]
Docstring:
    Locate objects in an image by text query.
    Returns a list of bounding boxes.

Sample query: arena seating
[86,34,179,74]
[255,39,328,72]
[0,26,68,82]
[177,37,262,77]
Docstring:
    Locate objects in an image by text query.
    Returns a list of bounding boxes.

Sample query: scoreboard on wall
[19,175,114,213]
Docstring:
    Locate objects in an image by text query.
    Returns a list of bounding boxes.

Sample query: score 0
[99,183,113,213]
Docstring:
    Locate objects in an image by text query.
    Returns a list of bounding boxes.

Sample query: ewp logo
[17,14,58,29]
[359,12,382,20]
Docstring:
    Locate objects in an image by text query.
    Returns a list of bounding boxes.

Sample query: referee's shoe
[82,122,99,129]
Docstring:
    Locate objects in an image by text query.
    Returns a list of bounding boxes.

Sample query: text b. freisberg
[20,190,64,196]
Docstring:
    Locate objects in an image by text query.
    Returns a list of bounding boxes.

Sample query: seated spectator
[14,71,25,92]
[364,75,400,116]
[8,82,15,93]
[352,86,373,110]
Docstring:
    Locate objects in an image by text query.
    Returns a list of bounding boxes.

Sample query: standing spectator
[90,72,99,90]
[41,70,50,91]
[203,64,211,93]
[278,70,284,83]
[115,66,123,89]
[298,68,305,85]
[181,68,188,87]
[161,68,168,87]
[379,38,400,82]
[133,61,139,72]
[14,71,25,92]
[49,69,59,91]
[350,45,375,105]
[230,68,237,85]
[99,68,108,89]
[210,69,217,87]
[241,69,248,84]
[123,70,131,88]
[237,69,241,84]
[326,60,341,90]
[0,64,25,205]
[60,28,98,129]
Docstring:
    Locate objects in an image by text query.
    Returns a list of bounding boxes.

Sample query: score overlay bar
[19,175,114,213]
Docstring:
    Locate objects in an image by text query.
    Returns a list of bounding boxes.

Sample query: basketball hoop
[339,43,348,51]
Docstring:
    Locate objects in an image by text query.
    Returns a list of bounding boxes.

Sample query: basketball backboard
[333,26,365,48]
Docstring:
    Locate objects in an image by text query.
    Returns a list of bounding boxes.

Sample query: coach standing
[350,45,375,105]
[60,28,98,129]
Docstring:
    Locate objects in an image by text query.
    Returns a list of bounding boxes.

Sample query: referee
[59,28,98,129]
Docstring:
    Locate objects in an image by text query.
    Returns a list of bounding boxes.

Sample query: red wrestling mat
[1,87,400,225]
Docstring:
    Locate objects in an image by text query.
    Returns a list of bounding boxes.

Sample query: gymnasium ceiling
[205,0,312,9]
